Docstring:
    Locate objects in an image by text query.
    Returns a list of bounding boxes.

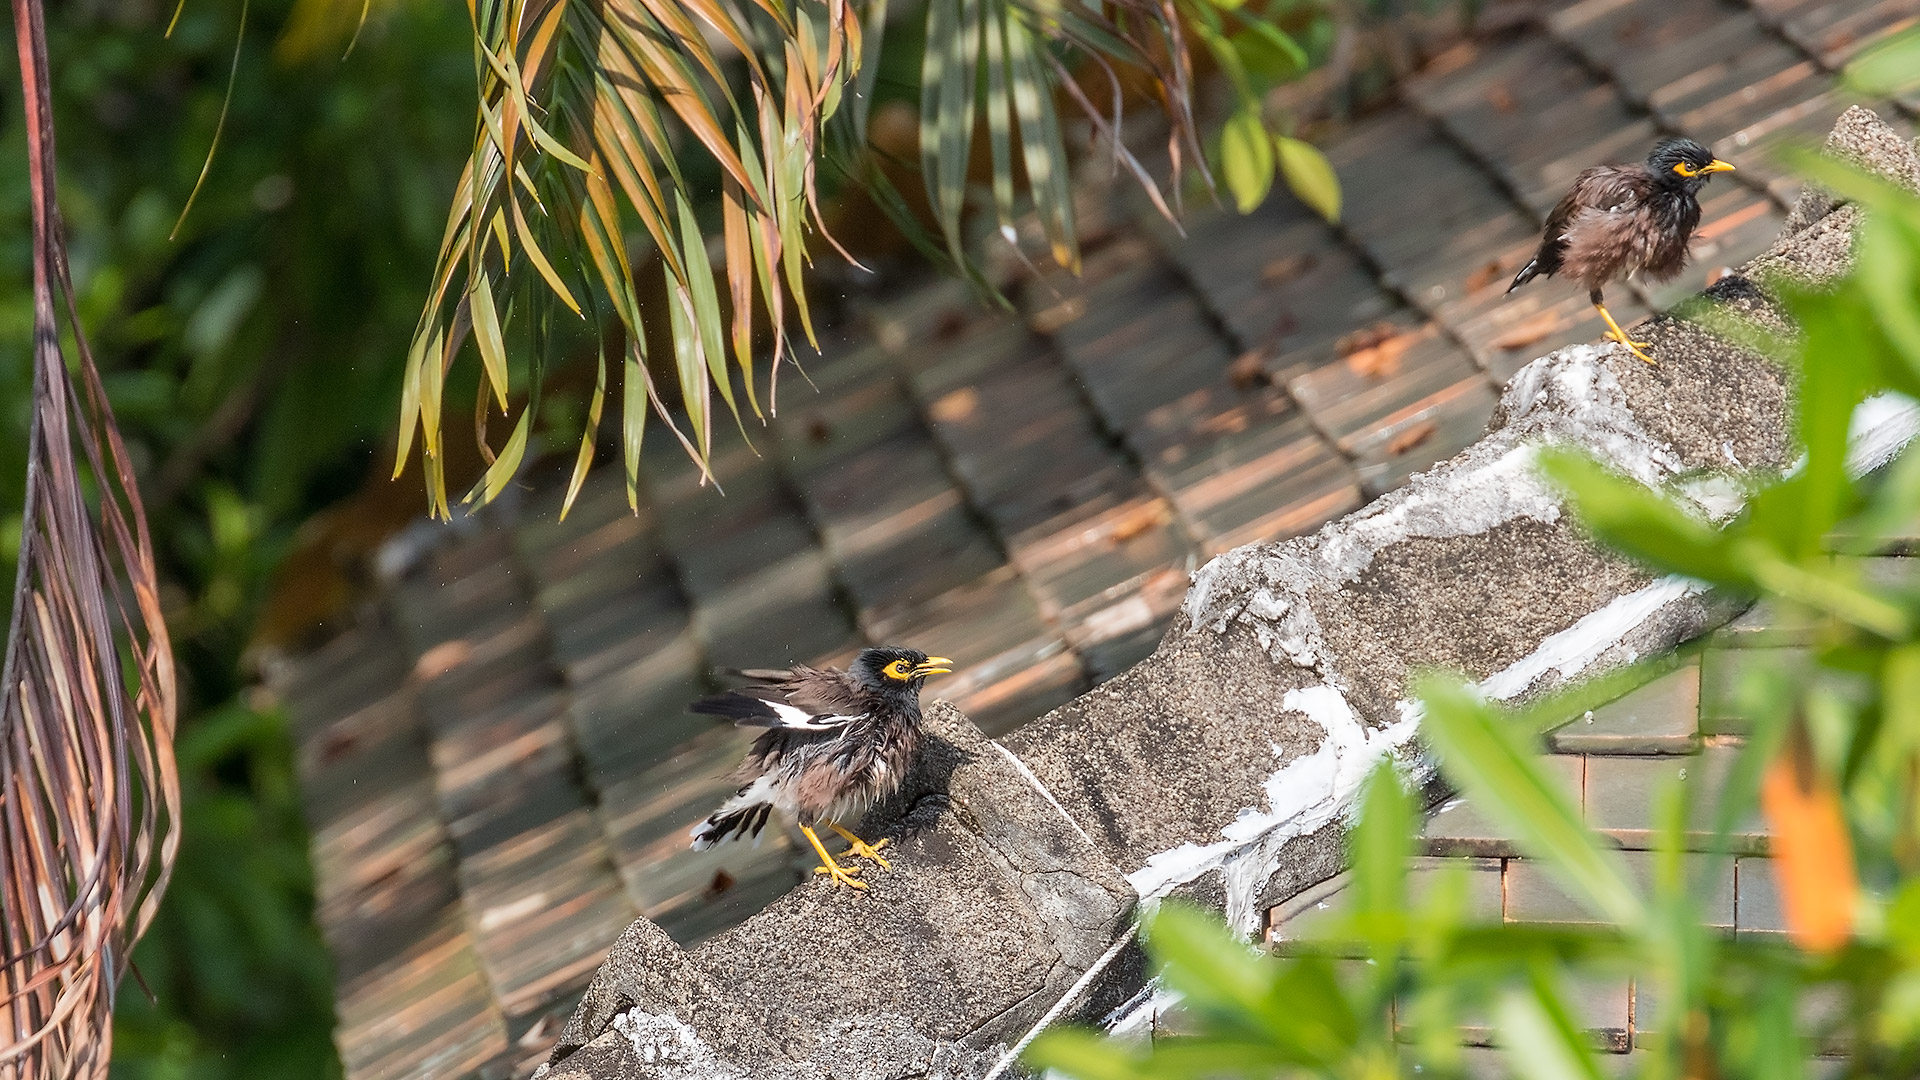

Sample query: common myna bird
[1508,137,1735,365]
[689,647,952,890]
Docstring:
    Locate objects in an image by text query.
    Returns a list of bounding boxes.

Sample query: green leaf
[1538,448,1742,585]
[621,342,649,510]
[1348,761,1411,955]
[1023,1029,1157,1080]
[1846,28,1920,97]
[1419,677,1647,931]
[1006,14,1076,268]
[1232,23,1307,81]
[1276,135,1340,222]
[469,271,512,412]
[461,409,530,506]
[1494,972,1605,1080]
[1219,108,1274,213]
[675,192,741,434]
[1144,902,1275,1018]
[559,348,607,522]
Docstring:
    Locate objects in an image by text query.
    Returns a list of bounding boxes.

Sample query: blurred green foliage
[2,0,474,1073]
[1029,40,1920,1080]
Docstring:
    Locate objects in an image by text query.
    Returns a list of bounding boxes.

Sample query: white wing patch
[767,701,863,730]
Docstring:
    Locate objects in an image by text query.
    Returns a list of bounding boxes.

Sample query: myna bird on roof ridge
[1508,137,1735,365]
[689,646,952,890]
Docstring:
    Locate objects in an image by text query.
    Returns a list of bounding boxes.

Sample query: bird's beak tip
[1707,160,1736,173]
[917,657,954,677]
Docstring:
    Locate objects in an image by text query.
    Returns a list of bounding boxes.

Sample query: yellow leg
[801,824,867,890]
[1593,299,1655,365]
[829,824,892,870]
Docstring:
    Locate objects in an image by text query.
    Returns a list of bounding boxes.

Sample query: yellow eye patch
[883,659,913,681]
[1673,162,1698,177]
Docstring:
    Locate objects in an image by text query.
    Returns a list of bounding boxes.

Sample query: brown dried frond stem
[2,0,181,1074]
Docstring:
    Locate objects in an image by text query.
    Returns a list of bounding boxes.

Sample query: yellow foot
[812,861,868,889]
[1604,329,1657,365]
[801,823,869,890]
[830,824,891,870]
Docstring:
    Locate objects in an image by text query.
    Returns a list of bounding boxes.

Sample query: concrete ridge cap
[1180,340,1680,680]
[1104,106,1920,935]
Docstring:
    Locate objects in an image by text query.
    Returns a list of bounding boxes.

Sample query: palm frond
[2,0,182,1074]
[397,0,871,517]
[394,0,1301,513]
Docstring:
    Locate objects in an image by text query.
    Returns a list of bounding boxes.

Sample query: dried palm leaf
[2,0,182,1075]
[389,0,1224,519]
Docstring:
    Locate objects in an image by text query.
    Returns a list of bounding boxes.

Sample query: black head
[849,646,953,696]
[1646,137,1734,193]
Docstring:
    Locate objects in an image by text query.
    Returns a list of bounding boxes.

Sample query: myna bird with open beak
[689,647,952,890]
[1508,137,1735,365]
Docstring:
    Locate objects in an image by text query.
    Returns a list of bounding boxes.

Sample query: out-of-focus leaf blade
[1276,135,1340,223]
[1494,977,1605,1080]
[1846,28,1920,97]
[1219,107,1273,213]
[1420,677,1646,931]
[1539,448,1744,586]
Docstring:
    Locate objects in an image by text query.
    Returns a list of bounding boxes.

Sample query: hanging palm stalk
[397,0,1232,519]
[1,0,183,1074]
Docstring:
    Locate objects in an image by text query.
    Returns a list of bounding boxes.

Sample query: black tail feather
[690,690,782,726]
[1507,258,1540,294]
[691,802,774,850]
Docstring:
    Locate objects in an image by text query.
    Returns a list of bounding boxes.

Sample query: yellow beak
[913,657,954,677]
[1704,159,1736,174]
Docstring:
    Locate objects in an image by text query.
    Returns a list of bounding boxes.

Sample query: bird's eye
[1673,162,1698,177]
[883,659,913,681]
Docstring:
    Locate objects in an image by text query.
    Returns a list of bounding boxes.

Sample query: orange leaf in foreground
[1760,753,1857,953]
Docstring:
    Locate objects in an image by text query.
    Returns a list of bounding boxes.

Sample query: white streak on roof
[1183,346,1680,676]
[1850,392,1920,476]
[1125,684,1419,933]
[1478,576,1709,703]
[607,1010,747,1079]
[990,740,1100,853]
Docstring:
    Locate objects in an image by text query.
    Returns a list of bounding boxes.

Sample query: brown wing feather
[1516,165,1651,287]
[1553,167,1665,290]
[730,663,865,714]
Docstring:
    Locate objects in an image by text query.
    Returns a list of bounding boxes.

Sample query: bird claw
[812,861,868,890]
[843,837,891,870]
[829,825,892,870]
[1605,329,1657,365]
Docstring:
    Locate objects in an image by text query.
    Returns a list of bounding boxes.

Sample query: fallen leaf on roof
[1104,501,1173,546]
[415,639,473,680]
[1424,41,1476,78]
[1339,322,1411,378]
[1029,296,1088,335]
[1199,408,1252,436]
[1261,253,1316,285]
[1466,260,1505,293]
[1385,420,1439,456]
[1491,310,1563,351]
[1337,320,1399,356]
[1228,349,1272,390]
[930,387,980,425]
